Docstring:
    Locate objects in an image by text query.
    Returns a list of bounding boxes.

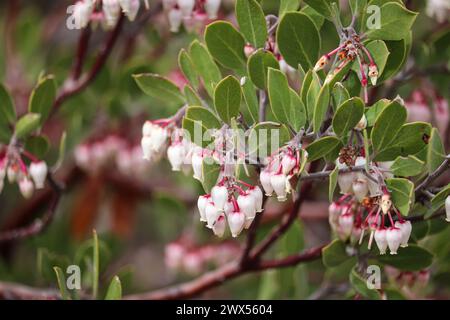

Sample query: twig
[414,157,449,197]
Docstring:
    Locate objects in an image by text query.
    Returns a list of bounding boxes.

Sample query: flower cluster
[0,146,48,199]
[163,0,222,33]
[259,145,306,202]
[385,267,430,291]
[73,0,148,29]
[314,32,379,103]
[165,240,239,275]
[197,178,263,238]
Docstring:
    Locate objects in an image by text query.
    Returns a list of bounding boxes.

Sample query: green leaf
[53,266,70,300]
[241,78,259,123]
[305,71,321,121]
[25,135,50,159]
[306,136,341,162]
[322,239,355,268]
[15,113,41,139]
[301,5,325,30]
[289,89,306,131]
[349,266,381,300]
[214,76,242,123]
[375,245,434,271]
[358,40,390,81]
[300,70,314,108]
[366,99,390,126]
[247,49,280,90]
[268,68,292,125]
[427,128,445,173]
[371,100,407,155]
[276,12,320,71]
[0,83,16,124]
[391,156,424,177]
[205,21,246,71]
[426,184,450,218]
[331,82,350,111]
[279,0,300,17]
[329,166,339,202]
[313,83,330,133]
[379,34,412,82]
[92,230,100,299]
[303,0,333,20]
[105,276,122,300]
[386,178,414,216]
[28,75,56,123]
[133,73,185,106]
[332,97,365,137]
[201,157,221,193]
[236,0,267,48]
[178,49,199,89]
[184,85,203,106]
[349,0,367,18]
[248,122,291,159]
[54,131,67,170]
[189,40,222,97]
[186,106,221,129]
[182,117,212,148]
[366,3,417,41]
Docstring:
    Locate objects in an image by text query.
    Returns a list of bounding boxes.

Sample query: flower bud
[445,195,450,222]
[211,185,228,210]
[249,186,263,212]
[314,55,329,72]
[380,194,392,214]
[29,161,48,189]
[338,213,354,239]
[279,59,296,78]
[212,214,226,237]
[354,114,367,131]
[374,228,388,255]
[19,177,34,199]
[395,220,412,248]
[197,195,209,222]
[177,0,195,17]
[281,154,296,175]
[119,0,140,21]
[168,7,183,32]
[270,173,287,201]
[191,152,204,181]
[368,63,378,86]
[7,166,18,183]
[167,143,186,171]
[227,210,245,237]
[237,193,256,220]
[386,227,402,255]
[205,202,220,228]
[244,44,255,58]
[205,0,221,19]
[352,179,368,202]
[260,170,274,196]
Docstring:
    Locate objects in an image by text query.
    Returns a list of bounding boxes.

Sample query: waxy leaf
[184,85,203,106]
[379,34,412,82]
[303,0,333,20]
[349,266,381,300]
[376,245,434,271]
[201,157,221,193]
[248,122,291,159]
[391,156,424,177]
[205,21,246,71]
[427,128,445,173]
[29,75,56,123]
[0,83,16,124]
[236,0,267,48]
[25,135,50,159]
[306,136,341,162]
[248,49,280,90]
[426,184,450,219]
[331,82,350,110]
[186,106,221,129]
[15,113,41,139]
[241,78,259,123]
[53,267,71,300]
[289,89,306,131]
[313,83,330,133]
[322,239,355,268]
[268,68,291,125]
[178,49,199,89]
[329,166,339,202]
[276,12,320,71]
[133,73,185,106]
[105,276,122,300]
[386,178,414,216]
[214,76,242,124]
[182,117,212,148]
[366,99,390,126]
[332,97,365,137]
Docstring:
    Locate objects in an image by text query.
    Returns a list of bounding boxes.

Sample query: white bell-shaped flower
[281,154,297,175]
[197,195,209,222]
[223,200,234,216]
[352,179,368,202]
[386,227,402,255]
[141,136,153,160]
[374,228,388,255]
[204,0,221,19]
[211,185,228,210]
[227,210,245,238]
[395,220,412,248]
[260,170,273,196]
[167,143,186,171]
[354,114,367,131]
[270,173,288,201]
[249,186,263,212]
[73,0,94,29]
[103,0,121,26]
[205,202,220,228]
[168,7,183,32]
[177,0,195,17]
[119,0,140,21]
[338,213,354,239]
[7,166,18,183]
[328,202,341,229]
[237,193,256,220]
[336,160,354,194]
[191,152,204,181]
[29,161,48,189]
[212,214,226,237]
[19,177,34,199]
[445,196,450,222]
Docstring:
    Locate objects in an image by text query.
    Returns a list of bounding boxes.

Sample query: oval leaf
[236,0,267,48]
[214,76,242,124]
[332,97,365,137]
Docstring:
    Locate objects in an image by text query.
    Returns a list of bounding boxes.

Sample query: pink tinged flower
[191,152,203,181]
[380,194,392,214]
[163,0,177,10]
[227,210,245,238]
[350,226,362,244]
[141,136,153,160]
[328,202,341,229]
[103,0,121,26]
[249,186,263,212]
[260,170,273,196]
[212,214,226,237]
[177,0,195,17]
[165,242,185,269]
[184,253,203,274]
[237,193,256,220]
[168,7,183,32]
[167,143,186,171]
[335,161,354,194]
[211,185,228,210]
[352,179,368,202]
[29,161,48,189]
[74,144,91,169]
[281,154,297,175]
[386,227,402,255]
[223,200,234,216]
[446,196,450,222]
[354,114,367,131]
[374,229,388,255]
[313,55,330,72]
[197,195,209,222]
[270,173,288,201]
[73,0,94,29]
[204,0,221,19]
[395,220,412,248]
[279,59,297,78]
[19,177,34,199]
[338,213,354,239]
[244,44,255,58]
[406,101,432,124]
[7,166,18,183]
[119,0,140,21]
[205,202,220,228]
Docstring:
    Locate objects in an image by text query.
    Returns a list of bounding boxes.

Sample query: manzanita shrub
[0,0,449,300]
